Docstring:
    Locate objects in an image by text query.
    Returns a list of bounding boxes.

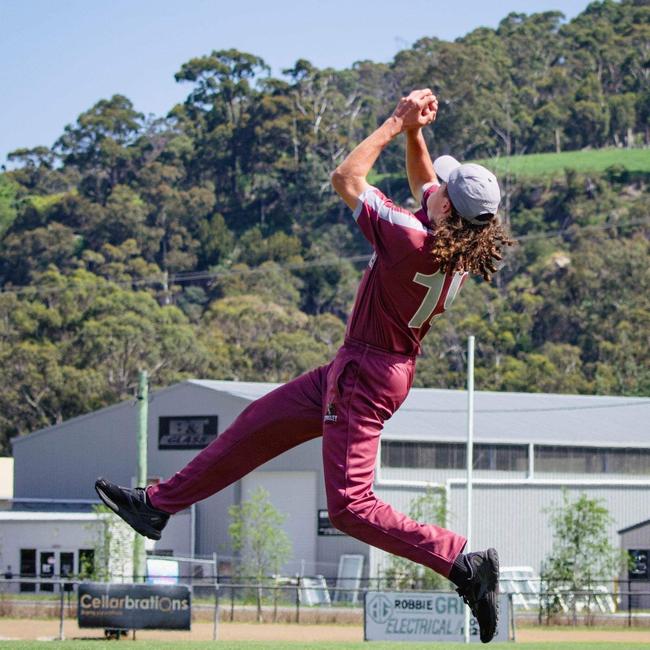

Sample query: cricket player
[96,89,512,643]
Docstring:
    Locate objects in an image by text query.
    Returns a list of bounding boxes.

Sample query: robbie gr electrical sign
[78,583,191,630]
[364,591,510,642]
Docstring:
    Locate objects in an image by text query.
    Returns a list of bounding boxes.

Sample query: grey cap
[433,155,460,184]
[433,156,501,225]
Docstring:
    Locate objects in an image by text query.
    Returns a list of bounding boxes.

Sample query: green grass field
[371,147,650,186]
[2,643,650,649]
[473,147,650,178]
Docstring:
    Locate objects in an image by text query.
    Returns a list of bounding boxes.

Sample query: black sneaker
[456,548,500,643]
[94,478,169,540]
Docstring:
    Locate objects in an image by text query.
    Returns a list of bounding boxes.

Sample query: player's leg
[95,363,328,534]
[322,344,498,642]
[321,347,466,575]
[148,364,328,512]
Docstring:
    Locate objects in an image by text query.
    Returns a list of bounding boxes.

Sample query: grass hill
[371,147,649,190]
[474,147,650,179]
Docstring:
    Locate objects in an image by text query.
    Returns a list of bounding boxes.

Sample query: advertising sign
[78,583,191,630]
[364,591,510,643]
[158,416,218,449]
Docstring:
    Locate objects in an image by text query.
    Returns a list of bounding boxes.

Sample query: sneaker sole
[95,480,162,541]
[480,547,500,643]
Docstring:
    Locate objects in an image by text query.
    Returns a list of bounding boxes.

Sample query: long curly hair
[429,189,514,281]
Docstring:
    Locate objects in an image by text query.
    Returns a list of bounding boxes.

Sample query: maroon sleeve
[353,187,431,266]
[420,182,441,214]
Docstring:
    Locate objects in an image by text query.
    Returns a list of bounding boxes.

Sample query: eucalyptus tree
[56,94,144,202]
[173,48,270,227]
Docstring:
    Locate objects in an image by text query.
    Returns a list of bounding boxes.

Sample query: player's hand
[423,94,438,124]
[392,89,437,132]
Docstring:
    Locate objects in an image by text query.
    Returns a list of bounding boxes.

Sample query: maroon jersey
[346,184,468,355]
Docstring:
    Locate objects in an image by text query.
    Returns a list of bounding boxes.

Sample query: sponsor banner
[364,591,510,642]
[78,582,191,630]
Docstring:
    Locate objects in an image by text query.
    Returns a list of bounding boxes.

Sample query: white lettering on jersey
[408,272,464,329]
[444,273,464,310]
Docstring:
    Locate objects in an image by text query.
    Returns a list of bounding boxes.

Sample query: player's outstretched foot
[456,548,499,643]
[94,478,169,540]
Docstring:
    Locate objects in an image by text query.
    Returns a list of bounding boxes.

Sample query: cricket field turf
[1,642,650,649]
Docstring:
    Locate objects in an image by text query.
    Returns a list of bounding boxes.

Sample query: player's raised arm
[405,94,438,202]
[331,90,436,210]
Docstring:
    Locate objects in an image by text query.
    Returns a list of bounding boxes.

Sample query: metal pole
[133,370,148,583]
[58,580,65,640]
[190,504,196,560]
[189,506,196,601]
[509,592,516,642]
[628,579,632,627]
[213,552,219,641]
[295,575,301,623]
[464,336,475,644]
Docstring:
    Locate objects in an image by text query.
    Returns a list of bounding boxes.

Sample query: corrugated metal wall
[373,481,650,577]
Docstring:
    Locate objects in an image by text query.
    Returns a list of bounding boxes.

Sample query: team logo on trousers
[324,403,337,423]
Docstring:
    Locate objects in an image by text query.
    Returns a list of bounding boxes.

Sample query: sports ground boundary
[2,619,650,644]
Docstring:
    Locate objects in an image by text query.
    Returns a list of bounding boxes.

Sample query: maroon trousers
[148,339,466,576]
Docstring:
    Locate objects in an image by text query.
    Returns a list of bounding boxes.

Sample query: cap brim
[433,155,461,183]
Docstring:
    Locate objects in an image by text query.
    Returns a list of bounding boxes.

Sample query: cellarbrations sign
[78,583,191,630]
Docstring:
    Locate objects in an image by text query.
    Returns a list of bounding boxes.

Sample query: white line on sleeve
[365,190,430,234]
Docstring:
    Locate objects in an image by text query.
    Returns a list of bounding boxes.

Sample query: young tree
[85,505,135,583]
[384,486,448,590]
[228,487,292,621]
[540,491,623,623]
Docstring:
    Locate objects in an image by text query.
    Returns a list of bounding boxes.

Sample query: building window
[60,552,74,592]
[535,446,650,474]
[474,444,528,471]
[628,550,649,580]
[39,551,55,591]
[20,549,36,592]
[381,441,528,471]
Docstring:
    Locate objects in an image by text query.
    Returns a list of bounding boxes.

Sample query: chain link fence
[1,572,649,640]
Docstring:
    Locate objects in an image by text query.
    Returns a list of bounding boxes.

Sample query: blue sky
[1,0,593,165]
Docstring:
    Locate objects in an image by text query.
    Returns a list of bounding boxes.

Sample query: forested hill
[0,0,648,452]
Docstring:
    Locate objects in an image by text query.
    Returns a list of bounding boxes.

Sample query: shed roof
[0,499,97,513]
[190,380,650,448]
[12,379,650,449]
[618,519,650,535]
[0,499,99,521]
